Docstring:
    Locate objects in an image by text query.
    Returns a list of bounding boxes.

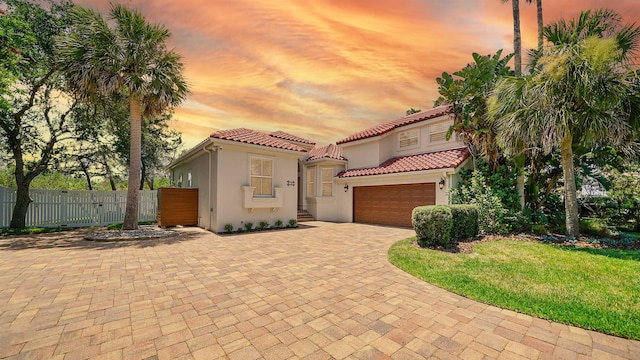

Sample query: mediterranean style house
[168,105,471,232]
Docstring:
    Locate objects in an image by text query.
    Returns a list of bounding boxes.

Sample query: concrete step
[297,210,315,222]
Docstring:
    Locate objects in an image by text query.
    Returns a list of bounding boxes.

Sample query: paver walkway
[0,222,638,359]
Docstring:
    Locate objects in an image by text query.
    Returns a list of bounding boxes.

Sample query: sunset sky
[74,0,640,150]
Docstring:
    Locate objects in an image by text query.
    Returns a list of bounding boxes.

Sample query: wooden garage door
[353,183,435,227]
[157,187,199,227]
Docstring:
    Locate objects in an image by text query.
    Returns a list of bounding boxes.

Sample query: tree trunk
[123,95,142,230]
[80,159,93,190]
[139,163,145,191]
[103,160,117,191]
[560,134,579,238]
[512,0,522,75]
[536,0,543,52]
[9,181,32,228]
[515,154,525,211]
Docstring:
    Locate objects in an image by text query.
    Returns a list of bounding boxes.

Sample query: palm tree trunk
[560,134,579,238]
[536,0,543,51]
[123,95,142,230]
[515,154,525,211]
[512,0,522,75]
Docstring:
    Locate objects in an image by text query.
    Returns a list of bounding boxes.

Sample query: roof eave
[167,137,214,170]
[335,167,458,182]
[303,157,347,165]
[211,137,308,156]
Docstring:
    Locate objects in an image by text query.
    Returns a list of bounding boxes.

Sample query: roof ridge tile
[210,128,307,152]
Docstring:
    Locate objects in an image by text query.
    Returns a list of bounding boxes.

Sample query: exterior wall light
[439,178,446,190]
[344,184,349,192]
[287,180,295,186]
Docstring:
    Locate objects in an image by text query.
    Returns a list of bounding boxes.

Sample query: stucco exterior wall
[341,141,379,170]
[213,148,299,232]
[341,115,464,172]
[170,152,212,229]
[378,134,395,166]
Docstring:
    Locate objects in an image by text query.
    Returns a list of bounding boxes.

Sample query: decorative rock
[84,225,176,241]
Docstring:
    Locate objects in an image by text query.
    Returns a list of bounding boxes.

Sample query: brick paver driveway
[1,222,638,359]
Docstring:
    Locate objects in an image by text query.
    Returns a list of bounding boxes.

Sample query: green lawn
[388,238,640,339]
[0,226,73,236]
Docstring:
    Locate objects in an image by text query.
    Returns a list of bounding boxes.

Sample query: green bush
[450,170,515,234]
[244,222,254,231]
[579,218,611,237]
[530,224,548,235]
[223,223,234,233]
[287,219,297,228]
[449,205,479,240]
[274,219,284,228]
[257,221,269,230]
[412,205,452,247]
[107,221,155,230]
[581,196,640,232]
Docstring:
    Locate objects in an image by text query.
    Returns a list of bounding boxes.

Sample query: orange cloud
[73,0,640,149]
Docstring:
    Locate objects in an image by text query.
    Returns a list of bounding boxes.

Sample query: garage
[353,183,436,227]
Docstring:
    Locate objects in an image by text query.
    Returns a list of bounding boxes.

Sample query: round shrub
[412,205,452,247]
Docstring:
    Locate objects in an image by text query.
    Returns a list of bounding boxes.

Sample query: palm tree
[532,0,543,51]
[56,4,189,230]
[544,9,639,56]
[502,0,522,75]
[489,34,639,237]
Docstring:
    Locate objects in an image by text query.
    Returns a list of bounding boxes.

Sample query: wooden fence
[0,187,157,228]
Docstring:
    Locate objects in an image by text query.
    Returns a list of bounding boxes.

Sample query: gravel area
[84,225,177,241]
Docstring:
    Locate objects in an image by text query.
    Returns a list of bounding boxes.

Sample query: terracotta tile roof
[306,144,347,162]
[337,147,469,178]
[336,105,453,145]
[269,131,316,145]
[210,128,307,152]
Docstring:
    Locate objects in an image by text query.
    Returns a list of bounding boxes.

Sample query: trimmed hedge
[450,205,479,240]
[412,204,479,248]
[412,205,452,247]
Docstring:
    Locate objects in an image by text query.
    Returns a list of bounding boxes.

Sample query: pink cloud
[73,0,640,149]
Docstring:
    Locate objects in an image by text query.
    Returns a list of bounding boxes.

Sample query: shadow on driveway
[0,227,202,251]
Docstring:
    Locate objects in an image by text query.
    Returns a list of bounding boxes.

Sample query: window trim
[249,155,274,197]
[306,166,316,197]
[398,128,420,150]
[321,167,333,197]
[429,121,449,143]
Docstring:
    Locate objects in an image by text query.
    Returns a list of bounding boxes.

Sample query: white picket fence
[0,187,157,228]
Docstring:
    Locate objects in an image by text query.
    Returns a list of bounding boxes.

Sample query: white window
[321,167,333,196]
[250,157,273,196]
[187,172,192,187]
[429,122,449,142]
[399,129,419,148]
[307,167,315,197]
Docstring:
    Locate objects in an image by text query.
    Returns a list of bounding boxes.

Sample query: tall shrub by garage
[450,204,479,240]
[412,206,452,247]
